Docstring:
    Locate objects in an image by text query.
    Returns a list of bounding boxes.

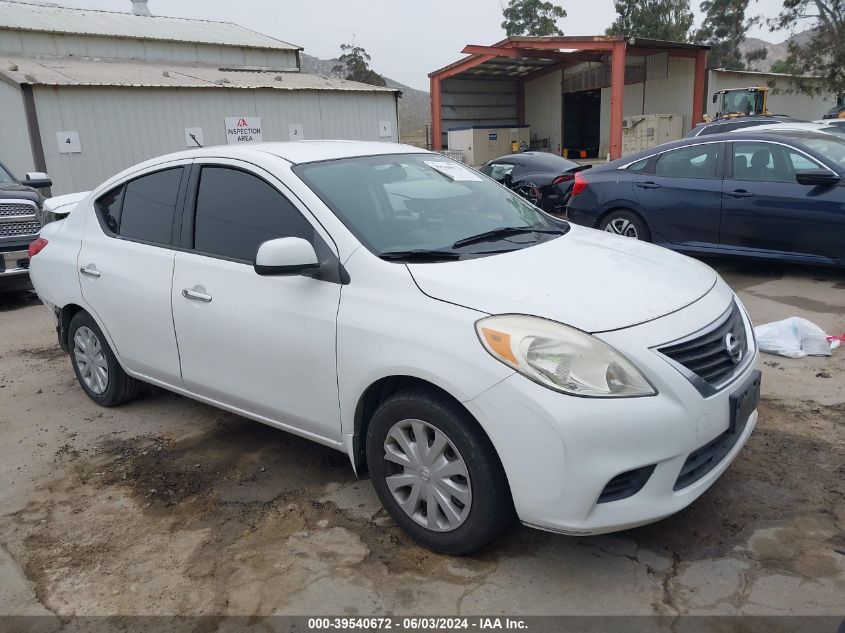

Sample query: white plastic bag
[754,317,841,358]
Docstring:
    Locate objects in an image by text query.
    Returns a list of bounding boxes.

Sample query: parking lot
[0,257,843,619]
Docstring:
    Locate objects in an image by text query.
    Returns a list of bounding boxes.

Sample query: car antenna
[189,133,203,148]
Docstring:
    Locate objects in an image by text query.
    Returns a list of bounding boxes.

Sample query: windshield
[785,134,845,169]
[722,90,765,115]
[0,163,16,184]
[295,154,564,257]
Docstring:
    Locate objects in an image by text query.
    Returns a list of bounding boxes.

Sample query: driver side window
[192,166,314,262]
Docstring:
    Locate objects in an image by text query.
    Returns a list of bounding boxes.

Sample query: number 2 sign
[57,131,82,154]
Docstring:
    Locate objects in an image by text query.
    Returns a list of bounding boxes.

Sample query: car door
[720,140,845,260]
[77,163,188,384]
[630,142,724,247]
[170,159,342,441]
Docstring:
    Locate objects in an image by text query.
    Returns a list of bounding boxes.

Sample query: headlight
[476,315,656,397]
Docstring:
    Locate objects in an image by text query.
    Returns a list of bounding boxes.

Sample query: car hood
[0,183,40,203]
[407,224,718,333]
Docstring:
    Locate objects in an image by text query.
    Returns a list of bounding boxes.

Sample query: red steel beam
[609,41,626,160]
[431,75,442,151]
[462,44,572,60]
[428,53,496,80]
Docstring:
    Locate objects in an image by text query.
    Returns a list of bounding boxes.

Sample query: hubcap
[73,326,109,395]
[605,217,639,238]
[382,419,472,532]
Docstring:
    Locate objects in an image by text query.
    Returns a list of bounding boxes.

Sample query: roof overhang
[0,55,399,93]
[429,36,709,83]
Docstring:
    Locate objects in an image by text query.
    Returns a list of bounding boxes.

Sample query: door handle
[636,181,661,189]
[182,288,212,303]
[80,266,100,278]
[726,189,755,198]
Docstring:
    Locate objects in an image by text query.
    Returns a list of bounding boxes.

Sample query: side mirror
[254,237,320,276]
[712,94,718,104]
[24,172,52,189]
[795,169,840,187]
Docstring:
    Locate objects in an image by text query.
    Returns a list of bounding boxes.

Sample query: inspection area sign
[225,117,262,144]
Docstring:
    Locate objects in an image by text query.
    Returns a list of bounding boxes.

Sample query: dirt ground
[0,258,843,620]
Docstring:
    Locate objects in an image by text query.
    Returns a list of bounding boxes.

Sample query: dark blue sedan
[566,130,845,267]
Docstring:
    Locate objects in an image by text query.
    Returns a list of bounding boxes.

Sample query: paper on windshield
[423,161,483,182]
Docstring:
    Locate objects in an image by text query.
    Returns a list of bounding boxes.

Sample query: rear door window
[119,168,183,244]
[95,168,183,245]
[654,144,721,179]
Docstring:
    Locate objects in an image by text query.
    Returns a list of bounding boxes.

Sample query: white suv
[29,142,760,554]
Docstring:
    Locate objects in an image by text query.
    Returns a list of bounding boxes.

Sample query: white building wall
[707,70,836,120]
[32,86,398,195]
[524,69,562,153]
[599,57,695,157]
[0,80,34,177]
[0,31,298,67]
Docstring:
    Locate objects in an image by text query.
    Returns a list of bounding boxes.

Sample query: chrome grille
[659,302,748,388]
[0,220,41,238]
[0,202,37,217]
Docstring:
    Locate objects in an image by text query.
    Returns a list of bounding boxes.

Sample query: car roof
[697,116,792,128]
[739,122,831,133]
[488,152,577,165]
[595,129,841,170]
[128,141,432,171]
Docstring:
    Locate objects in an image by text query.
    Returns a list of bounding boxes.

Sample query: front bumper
[464,281,760,535]
[0,248,30,278]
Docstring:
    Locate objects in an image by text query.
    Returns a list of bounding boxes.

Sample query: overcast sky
[52,0,792,90]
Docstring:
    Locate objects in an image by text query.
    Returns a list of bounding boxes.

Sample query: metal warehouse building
[0,0,400,195]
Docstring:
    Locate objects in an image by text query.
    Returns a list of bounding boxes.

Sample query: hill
[300,53,431,147]
[739,32,814,72]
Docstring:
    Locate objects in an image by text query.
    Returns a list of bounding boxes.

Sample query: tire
[366,388,515,555]
[599,210,651,241]
[68,311,142,407]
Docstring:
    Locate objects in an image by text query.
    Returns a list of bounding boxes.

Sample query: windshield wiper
[452,226,565,249]
[379,249,461,262]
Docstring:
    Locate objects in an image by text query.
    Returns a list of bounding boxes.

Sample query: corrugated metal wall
[707,70,836,120]
[0,31,298,67]
[32,85,399,194]
[524,70,562,153]
[0,80,34,177]
[598,57,695,157]
[440,78,517,147]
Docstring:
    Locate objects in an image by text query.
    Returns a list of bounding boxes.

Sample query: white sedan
[29,142,760,554]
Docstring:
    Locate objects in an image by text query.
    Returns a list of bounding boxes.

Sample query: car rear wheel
[366,388,515,555]
[68,311,142,407]
[600,210,651,241]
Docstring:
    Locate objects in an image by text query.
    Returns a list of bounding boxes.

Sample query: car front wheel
[600,210,651,241]
[366,388,515,555]
[68,311,142,407]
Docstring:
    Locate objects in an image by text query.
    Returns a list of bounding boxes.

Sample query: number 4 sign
[57,131,82,154]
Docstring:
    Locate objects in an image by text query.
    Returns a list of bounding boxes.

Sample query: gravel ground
[0,258,843,620]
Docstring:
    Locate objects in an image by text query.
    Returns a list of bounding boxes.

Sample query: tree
[769,58,794,73]
[332,43,386,87]
[769,1,845,95]
[695,0,766,69]
[606,0,694,42]
[501,0,566,37]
